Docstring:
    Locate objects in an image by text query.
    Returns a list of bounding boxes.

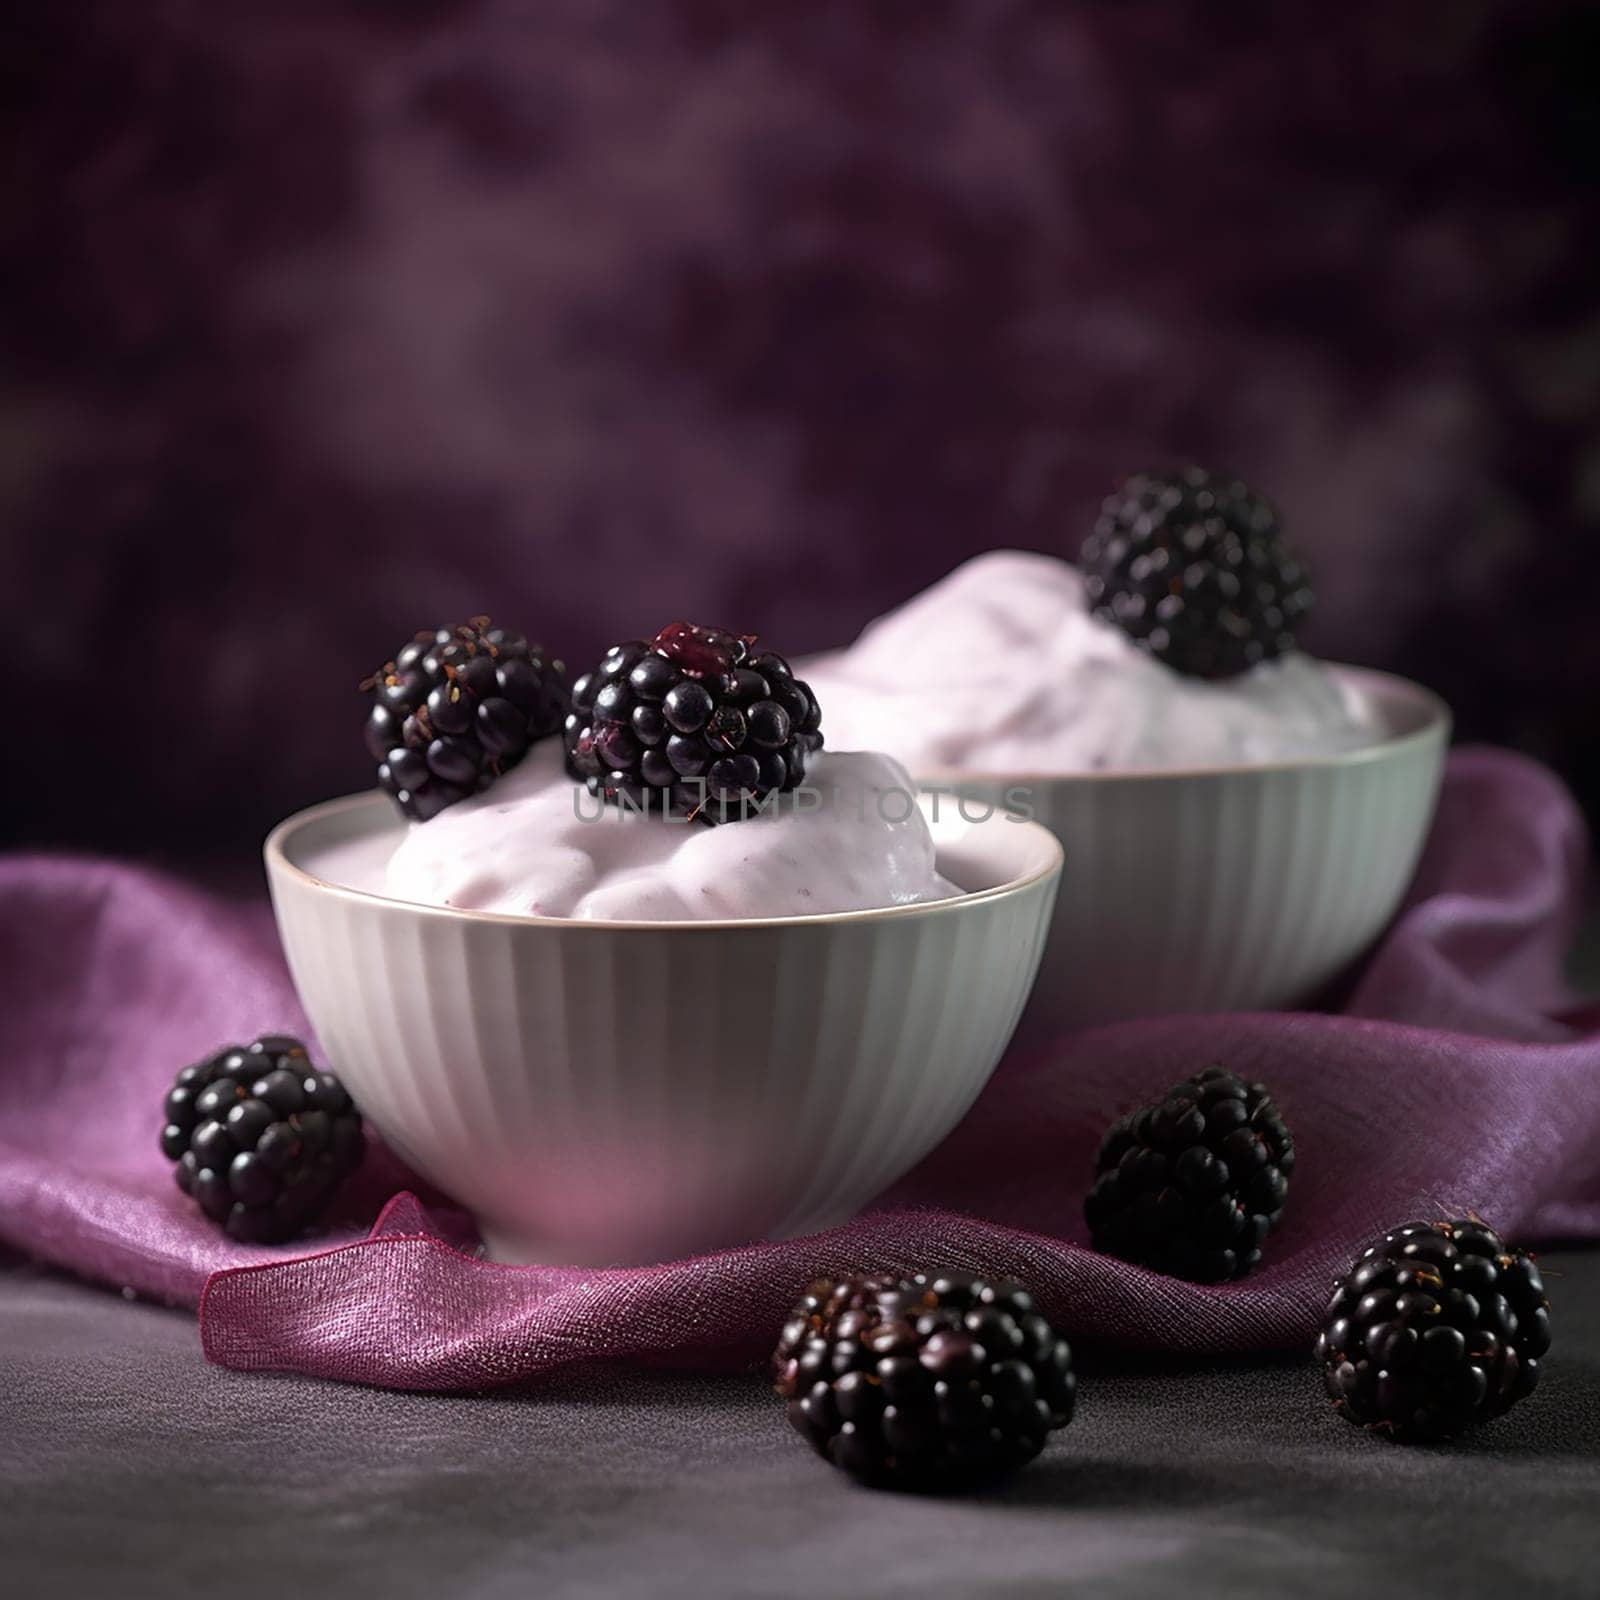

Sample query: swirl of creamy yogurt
[802,551,1386,773]
[382,741,958,920]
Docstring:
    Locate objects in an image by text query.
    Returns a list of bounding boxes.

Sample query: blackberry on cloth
[1317,1218,1550,1440]
[1081,466,1313,679]
[365,617,569,821]
[772,1270,1076,1486]
[1084,1065,1296,1282]
[565,621,822,823]
[160,1035,365,1244]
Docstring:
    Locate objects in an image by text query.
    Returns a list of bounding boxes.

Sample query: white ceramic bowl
[917,666,1449,1033]
[264,796,1061,1266]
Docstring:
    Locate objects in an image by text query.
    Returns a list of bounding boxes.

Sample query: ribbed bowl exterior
[928,669,1450,1032]
[266,802,1060,1266]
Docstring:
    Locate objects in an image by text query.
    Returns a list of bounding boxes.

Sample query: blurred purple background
[3,0,1597,870]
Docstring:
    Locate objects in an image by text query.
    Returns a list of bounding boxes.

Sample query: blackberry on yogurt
[364,617,569,822]
[1081,467,1314,679]
[564,622,822,822]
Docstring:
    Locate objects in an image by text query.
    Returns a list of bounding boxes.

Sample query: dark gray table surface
[3,1252,1598,1600]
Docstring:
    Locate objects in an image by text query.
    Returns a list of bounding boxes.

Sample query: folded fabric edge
[197,1198,1323,1391]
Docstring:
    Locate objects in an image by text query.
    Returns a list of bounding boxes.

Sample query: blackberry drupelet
[1080,466,1314,679]
[772,1270,1076,1486]
[1317,1218,1550,1441]
[1085,1065,1295,1282]
[160,1035,365,1244]
[365,617,569,822]
[564,621,822,823]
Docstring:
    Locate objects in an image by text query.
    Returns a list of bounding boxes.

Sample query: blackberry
[564,622,822,823]
[159,1035,365,1244]
[772,1270,1076,1486]
[1084,1065,1295,1282]
[1081,466,1314,679]
[1317,1218,1550,1441]
[364,617,569,822]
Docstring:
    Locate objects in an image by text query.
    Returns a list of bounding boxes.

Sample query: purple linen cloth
[1,747,1596,1389]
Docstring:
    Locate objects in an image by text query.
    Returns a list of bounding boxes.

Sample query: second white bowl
[918,666,1449,1032]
